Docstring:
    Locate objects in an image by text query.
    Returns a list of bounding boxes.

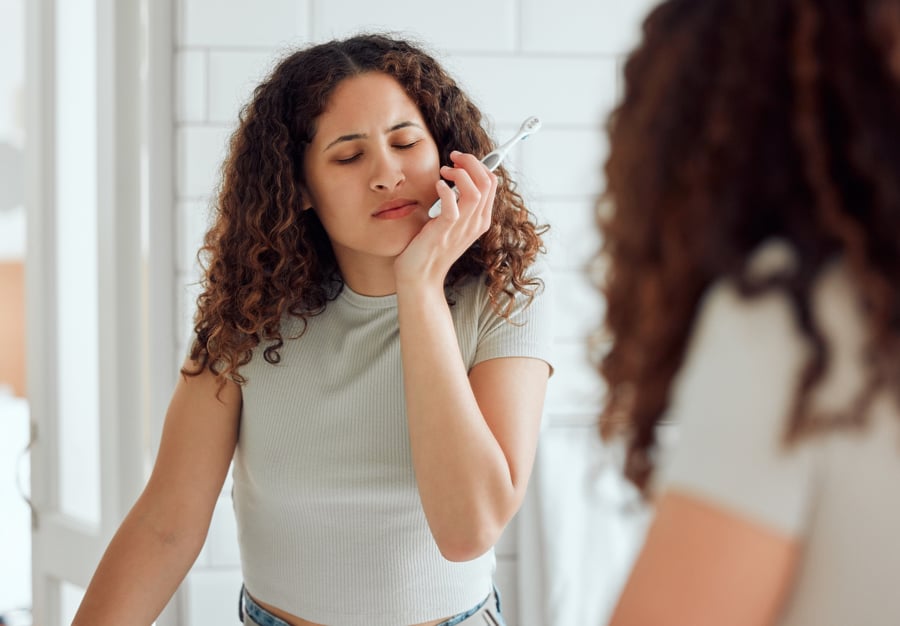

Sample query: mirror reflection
[9,2,649,625]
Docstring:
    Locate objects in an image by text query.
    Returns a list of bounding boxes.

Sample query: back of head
[598,0,900,490]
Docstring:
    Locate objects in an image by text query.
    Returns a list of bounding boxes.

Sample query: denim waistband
[238,585,502,626]
[240,585,292,626]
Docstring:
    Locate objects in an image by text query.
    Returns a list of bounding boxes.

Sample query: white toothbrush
[427,115,542,219]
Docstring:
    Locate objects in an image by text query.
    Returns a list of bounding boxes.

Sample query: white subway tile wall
[312,1,518,54]
[179,0,310,48]
[176,126,232,199]
[176,200,210,276]
[173,1,659,624]
[545,343,607,423]
[207,51,276,123]
[176,51,207,122]
[447,57,620,127]
[520,0,653,54]
[521,129,609,199]
[542,199,602,271]
[552,272,606,344]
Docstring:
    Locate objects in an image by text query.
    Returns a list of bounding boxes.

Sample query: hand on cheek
[394,151,498,287]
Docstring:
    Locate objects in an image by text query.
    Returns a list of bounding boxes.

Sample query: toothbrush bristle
[522,116,542,133]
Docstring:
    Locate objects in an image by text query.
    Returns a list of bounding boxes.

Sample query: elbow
[434,520,503,563]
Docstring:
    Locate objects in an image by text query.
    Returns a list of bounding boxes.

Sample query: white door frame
[26,0,177,622]
[146,0,182,623]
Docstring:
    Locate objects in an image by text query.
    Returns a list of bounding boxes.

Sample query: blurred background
[0,1,659,624]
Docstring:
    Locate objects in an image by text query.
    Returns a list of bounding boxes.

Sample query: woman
[73,34,552,626]
[597,1,900,624]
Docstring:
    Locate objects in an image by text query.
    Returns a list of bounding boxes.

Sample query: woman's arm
[398,291,549,561]
[395,151,550,561]
[609,488,799,626]
[72,359,241,625]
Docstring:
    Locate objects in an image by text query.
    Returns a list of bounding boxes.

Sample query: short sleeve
[655,281,819,538]
[472,260,555,374]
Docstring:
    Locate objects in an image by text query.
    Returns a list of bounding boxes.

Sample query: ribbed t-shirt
[657,245,900,625]
[231,269,553,626]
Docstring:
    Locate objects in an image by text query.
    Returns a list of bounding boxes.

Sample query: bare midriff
[250,593,451,626]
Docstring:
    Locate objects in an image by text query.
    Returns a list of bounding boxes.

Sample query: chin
[388,226,425,250]
[362,238,412,259]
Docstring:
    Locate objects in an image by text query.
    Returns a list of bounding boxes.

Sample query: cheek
[306,170,349,209]
[412,149,441,180]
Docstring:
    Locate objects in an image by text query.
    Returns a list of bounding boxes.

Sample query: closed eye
[335,140,419,163]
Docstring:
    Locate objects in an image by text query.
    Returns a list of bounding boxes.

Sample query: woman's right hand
[393,150,497,291]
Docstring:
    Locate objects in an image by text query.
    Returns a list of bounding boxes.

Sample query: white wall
[171,1,658,624]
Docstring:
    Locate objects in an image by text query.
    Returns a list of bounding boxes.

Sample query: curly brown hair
[185,33,547,384]
[598,0,900,492]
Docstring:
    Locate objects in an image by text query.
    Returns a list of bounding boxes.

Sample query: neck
[336,255,398,296]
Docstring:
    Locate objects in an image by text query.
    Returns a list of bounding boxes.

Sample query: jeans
[238,584,506,626]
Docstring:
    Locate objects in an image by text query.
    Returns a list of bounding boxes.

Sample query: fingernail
[450,150,462,157]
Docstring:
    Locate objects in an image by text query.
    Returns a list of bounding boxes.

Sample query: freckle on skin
[137,513,180,546]
[153,527,179,546]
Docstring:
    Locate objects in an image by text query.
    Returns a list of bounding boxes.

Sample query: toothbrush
[427,115,542,219]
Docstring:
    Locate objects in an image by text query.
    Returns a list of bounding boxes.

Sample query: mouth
[372,199,418,220]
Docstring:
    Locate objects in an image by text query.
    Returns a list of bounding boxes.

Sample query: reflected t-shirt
[232,268,553,626]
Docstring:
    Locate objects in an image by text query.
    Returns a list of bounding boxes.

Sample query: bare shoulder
[145,359,242,508]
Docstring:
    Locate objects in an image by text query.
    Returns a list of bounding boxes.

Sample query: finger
[481,171,499,228]
[439,163,481,215]
[466,170,497,237]
[449,151,496,229]
[450,150,493,192]
[434,178,461,220]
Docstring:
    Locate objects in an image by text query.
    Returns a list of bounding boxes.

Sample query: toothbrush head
[520,116,542,136]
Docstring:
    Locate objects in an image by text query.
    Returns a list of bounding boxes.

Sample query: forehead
[313,72,425,136]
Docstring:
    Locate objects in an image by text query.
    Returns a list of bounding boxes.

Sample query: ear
[299,185,313,211]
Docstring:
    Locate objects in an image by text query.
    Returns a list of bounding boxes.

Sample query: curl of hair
[597,0,900,493]
[185,33,547,384]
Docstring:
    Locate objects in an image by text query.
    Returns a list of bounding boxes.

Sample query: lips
[372,198,418,219]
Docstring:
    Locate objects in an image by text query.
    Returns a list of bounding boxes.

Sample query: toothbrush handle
[427,185,460,218]
[428,149,499,218]
[428,117,539,218]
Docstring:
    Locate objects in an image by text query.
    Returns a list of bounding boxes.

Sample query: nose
[369,149,405,191]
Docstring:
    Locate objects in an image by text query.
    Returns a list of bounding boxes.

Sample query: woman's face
[303,72,441,275]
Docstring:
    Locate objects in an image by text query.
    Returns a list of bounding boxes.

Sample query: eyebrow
[322,121,423,152]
